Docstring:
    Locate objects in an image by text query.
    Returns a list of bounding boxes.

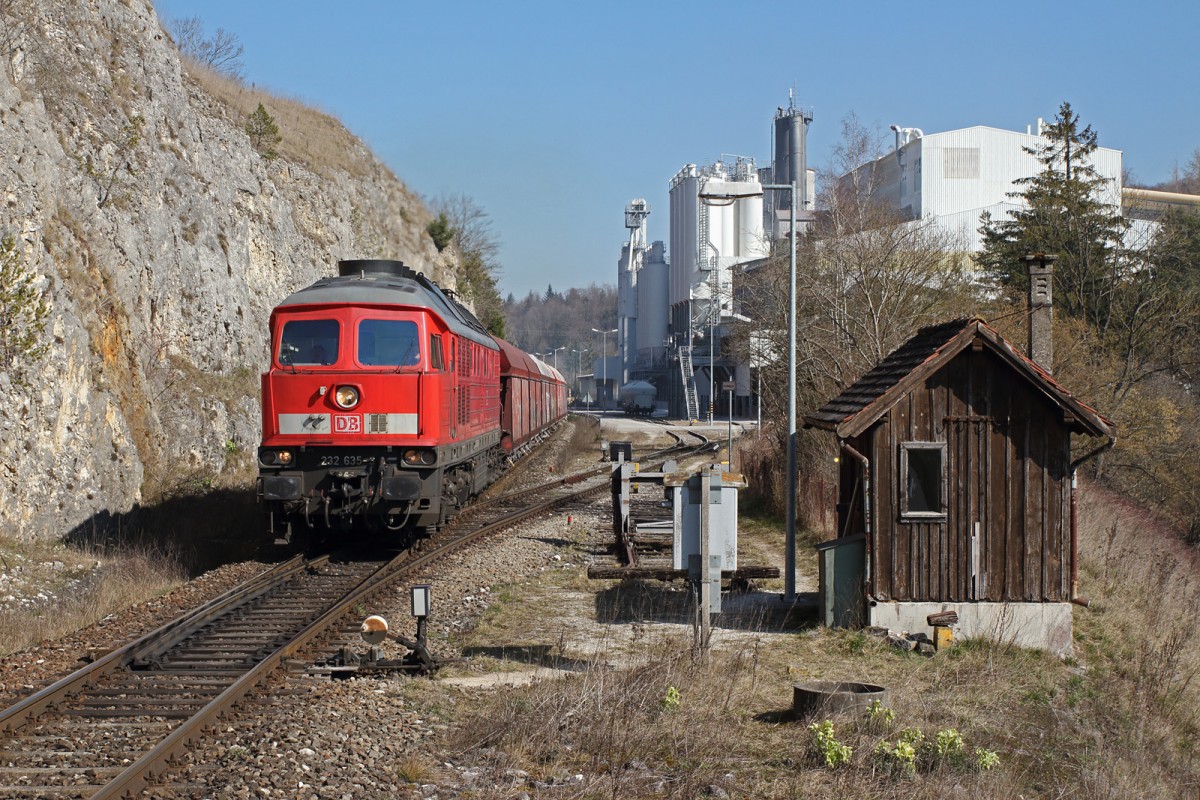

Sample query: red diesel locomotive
[257,259,566,544]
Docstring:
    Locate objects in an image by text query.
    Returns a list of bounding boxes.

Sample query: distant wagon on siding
[804,316,1115,655]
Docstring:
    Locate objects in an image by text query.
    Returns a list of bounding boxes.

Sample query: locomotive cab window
[900,442,946,519]
[279,319,340,366]
[429,335,444,370]
[357,319,420,367]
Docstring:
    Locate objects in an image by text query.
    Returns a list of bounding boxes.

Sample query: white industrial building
[606,104,1200,422]
[613,199,669,400]
[848,120,1125,251]
[609,95,815,420]
[663,158,771,420]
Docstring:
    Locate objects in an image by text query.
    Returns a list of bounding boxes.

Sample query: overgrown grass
[435,485,1200,798]
[0,539,185,657]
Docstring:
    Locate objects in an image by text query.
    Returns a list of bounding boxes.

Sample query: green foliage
[660,685,680,712]
[426,212,455,252]
[979,102,1200,536]
[934,728,966,764]
[0,235,50,387]
[245,103,281,160]
[873,725,998,777]
[865,699,895,727]
[978,101,1128,331]
[874,729,921,776]
[809,719,853,768]
[975,747,1000,771]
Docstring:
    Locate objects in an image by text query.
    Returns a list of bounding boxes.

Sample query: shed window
[900,442,946,518]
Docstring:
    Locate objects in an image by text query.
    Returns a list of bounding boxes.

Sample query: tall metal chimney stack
[1024,253,1056,373]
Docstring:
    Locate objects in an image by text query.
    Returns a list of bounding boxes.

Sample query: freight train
[257,259,566,545]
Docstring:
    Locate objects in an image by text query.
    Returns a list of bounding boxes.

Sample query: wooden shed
[804,318,1115,653]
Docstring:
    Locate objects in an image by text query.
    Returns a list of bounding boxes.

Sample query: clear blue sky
[153,0,1197,299]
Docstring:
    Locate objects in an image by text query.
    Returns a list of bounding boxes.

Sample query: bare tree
[167,15,244,80]
[429,194,506,336]
[731,114,973,519]
[431,193,501,269]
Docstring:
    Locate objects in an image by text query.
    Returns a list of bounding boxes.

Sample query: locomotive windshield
[358,319,420,367]
[279,319,340,366]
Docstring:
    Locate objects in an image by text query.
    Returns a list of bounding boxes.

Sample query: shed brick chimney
[1024,254,1055,373]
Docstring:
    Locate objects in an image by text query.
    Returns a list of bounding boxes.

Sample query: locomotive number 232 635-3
[319,454,371,467]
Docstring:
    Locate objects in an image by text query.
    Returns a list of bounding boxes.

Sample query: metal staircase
[678,345,700,420]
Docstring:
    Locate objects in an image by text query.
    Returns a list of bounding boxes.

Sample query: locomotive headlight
[402,448,437,466]
[334,385,360,409]
[259,449,293,467]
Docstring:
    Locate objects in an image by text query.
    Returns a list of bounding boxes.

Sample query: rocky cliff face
[0,0,451,540]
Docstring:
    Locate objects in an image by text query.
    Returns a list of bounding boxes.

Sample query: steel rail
[92,476,609,799]
[0,554,316,735]
[13,427,718,797]
[90,553,411,800]
[468,429,708,516]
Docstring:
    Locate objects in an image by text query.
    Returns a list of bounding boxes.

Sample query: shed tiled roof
[804,317,1116,441]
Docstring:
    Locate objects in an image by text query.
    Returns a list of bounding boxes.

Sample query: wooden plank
[870,428,892,601]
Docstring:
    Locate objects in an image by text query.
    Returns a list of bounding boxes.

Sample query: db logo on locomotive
[333,415,362,434]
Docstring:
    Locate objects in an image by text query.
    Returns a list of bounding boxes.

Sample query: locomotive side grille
[368,414,389,433]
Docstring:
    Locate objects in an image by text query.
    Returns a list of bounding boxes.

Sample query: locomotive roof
[276,269,497,349]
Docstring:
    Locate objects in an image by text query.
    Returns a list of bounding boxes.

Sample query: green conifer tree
[977,101,1128,333]
[245,103,281,160]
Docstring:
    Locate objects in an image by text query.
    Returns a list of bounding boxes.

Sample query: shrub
[0,234,50,387]
[426,212,455,252]
[809,719,853,768]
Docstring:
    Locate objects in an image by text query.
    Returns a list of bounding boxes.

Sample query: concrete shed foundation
[868,601,1073,657]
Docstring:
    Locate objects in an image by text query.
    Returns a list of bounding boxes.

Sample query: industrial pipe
[840,442,871,589]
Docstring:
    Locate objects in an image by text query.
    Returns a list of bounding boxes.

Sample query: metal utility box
[667,469,744,572]
[609,441,633,463]
[816,534,865,628]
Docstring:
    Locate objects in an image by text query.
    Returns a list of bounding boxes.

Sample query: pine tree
[977,101,1128,333]
[426,213,455,252]
[245,103,281,160]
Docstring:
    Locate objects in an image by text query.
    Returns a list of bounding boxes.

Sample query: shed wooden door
[947,417,991,600]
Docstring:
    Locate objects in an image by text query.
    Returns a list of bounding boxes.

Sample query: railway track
[0,423,713,797]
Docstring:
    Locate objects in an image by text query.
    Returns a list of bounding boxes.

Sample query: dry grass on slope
[0,540,184,657]
[186,58,411,194]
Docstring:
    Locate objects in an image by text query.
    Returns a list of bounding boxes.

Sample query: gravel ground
[3,417,732,798]
[147,418,611,799]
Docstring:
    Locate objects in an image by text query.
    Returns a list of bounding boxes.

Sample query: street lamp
[551,345,565,371]
[699,182,798,602]
[591,327,617,410]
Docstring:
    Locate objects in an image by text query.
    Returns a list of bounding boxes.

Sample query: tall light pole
[551,346,565,372]
[591,327,617,410]
[699,182,798,601]
[706,240,720,426]
[572,348,588,401]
